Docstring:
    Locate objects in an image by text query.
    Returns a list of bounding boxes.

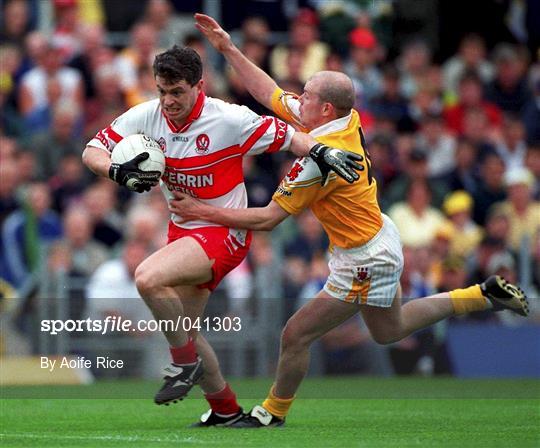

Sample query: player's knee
[371,331,399,345]
[135,265,160,297]
[280,321,308,352]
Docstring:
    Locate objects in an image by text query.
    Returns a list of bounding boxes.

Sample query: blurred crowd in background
[0,0,539,376]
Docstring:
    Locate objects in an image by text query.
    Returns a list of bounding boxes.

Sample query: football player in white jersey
[82,45,362,426]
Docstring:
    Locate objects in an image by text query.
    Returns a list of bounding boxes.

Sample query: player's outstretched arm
[194,13,278,110]
[169,192,289,231]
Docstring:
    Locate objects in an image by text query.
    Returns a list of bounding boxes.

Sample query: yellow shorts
[324,214,403,307]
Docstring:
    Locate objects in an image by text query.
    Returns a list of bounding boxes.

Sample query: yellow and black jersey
[271,88,383,249]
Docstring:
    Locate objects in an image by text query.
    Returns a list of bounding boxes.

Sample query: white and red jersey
[88,92,295,230]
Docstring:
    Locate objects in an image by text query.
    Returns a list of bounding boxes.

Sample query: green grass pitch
[1,377,539,447]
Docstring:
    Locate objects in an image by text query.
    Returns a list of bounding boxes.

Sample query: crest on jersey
[195,134,210,154]
[287,162,304,181]
[157,137,167,152]
[355,266,371,282]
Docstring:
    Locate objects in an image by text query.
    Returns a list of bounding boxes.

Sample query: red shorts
[167,222,252,291]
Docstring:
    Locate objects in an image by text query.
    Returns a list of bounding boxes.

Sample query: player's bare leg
[176,285,244,426]
[232,291,361,427]
[361,276,528,345]
[135,237,212,405]
[273,292,361,398]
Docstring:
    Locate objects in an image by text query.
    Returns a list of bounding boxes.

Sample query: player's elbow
[81,146,94,167]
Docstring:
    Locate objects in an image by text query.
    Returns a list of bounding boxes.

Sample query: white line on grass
[0,433,216,444]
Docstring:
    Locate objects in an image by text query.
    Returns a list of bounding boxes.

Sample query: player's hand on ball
[309,143,364,185]
[108,152,161,193]
[194,13,233,53]
[169,191,205,222]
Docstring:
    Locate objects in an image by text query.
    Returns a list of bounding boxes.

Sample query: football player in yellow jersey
[170,13,529,427]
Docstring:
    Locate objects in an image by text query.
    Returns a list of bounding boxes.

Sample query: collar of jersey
[308,111,353,138]
[163,90,206,133]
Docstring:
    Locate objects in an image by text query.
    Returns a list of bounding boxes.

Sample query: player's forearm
[289,132,319,157]
[82,146,112,178]
[222,45,278,110]
[197,204,277,231]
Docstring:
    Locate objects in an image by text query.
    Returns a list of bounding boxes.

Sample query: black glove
[309,143,364,185]
[108,152,161,193]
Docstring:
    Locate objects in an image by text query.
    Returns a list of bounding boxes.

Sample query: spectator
[26,100,83,181]
[285,212,328,263]
[85,238,169,378]
[466,236,507,286]
[397,39,432,100]
[19,38,83,118]
[443,70,502,135]
[493,167,540,251]
[442,33,494,96]
[442,190,483,258]
[270,8,329,84]
[444,137,480,194]
[49,153,90,213]
[369,64,412,128]
[388,179,445,248]
[115,22,160,98]
[83,183,123,248]
[227,38,273,115]
[416,111,456,177]
[521,73,540,143]
[383,148,448,209]
[124,204,166,252]
[23,77,62,135]
[68,23,109,99]
[51,0,82,62]
[240,16,270,45]
[525,141,540,198]
[83,64,126,141]
[54,206,109,277]
[0,46,26,137]
[472,152,507,225]
[485,43,532,114]
[461,106,496,151]
[243,156,276,208]
[484,207,511,244]
[0,0,32,48]
[345,27,382,111]
[0,157,19,226]
[144,0,187,49]
[366,134,397,192]
[493,112,528,170]
[1,183,63,289]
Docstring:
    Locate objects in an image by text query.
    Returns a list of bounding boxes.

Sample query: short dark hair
[153,45,202,86]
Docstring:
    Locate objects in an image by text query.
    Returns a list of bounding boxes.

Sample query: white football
[111,134,166,176]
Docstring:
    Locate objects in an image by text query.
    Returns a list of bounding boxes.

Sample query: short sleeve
[229,103,295,156]
[272,157,327,215]
[270,88,309,132]
[86,104,147,153]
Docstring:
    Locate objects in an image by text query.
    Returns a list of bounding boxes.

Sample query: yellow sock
[449,284,488,314]
[262,386,295,419]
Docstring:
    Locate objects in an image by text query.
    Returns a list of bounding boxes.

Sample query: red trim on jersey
[165,144,242,169]
[162,91,206,133]
[105,126,123,143]
[239,116,273,154]
[163,156,244,199]
[266,117,288,153]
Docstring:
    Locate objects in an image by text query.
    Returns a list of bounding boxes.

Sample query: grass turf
[1,378,539,447]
